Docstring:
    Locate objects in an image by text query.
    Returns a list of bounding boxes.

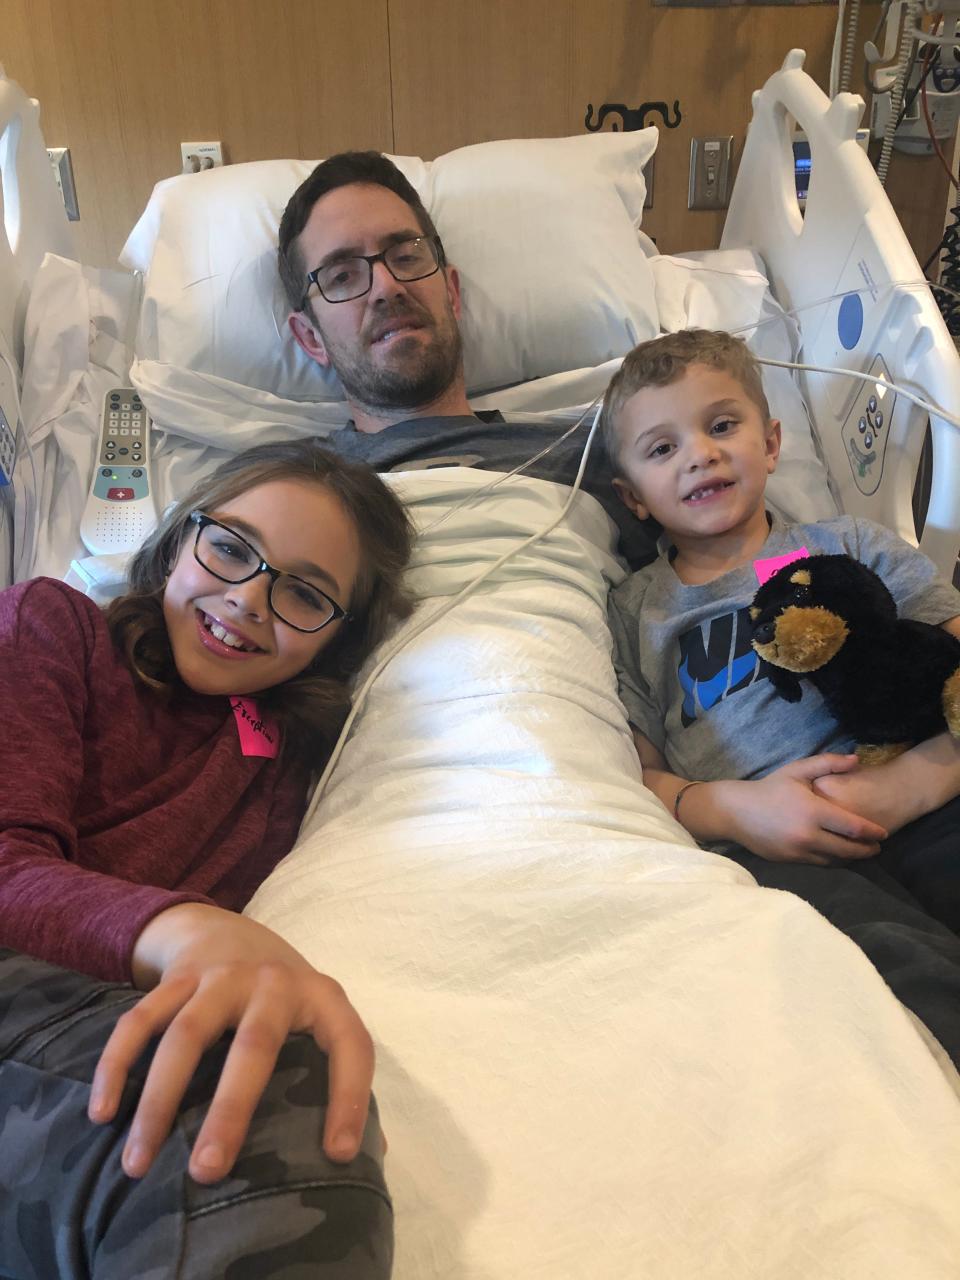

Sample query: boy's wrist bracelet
[673,780,703,821]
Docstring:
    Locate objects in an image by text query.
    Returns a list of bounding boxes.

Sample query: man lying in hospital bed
[273,149,960,1054]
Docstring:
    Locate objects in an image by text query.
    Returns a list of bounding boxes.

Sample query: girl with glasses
[0,440,412,1280]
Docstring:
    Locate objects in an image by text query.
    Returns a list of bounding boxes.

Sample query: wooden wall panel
[389,0,577,149]
[0,0,947,271]
[390,0,839,253]
[570,3,839,252]
[1,0,393,265]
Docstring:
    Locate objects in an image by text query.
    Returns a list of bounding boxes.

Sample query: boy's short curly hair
[600,329,771,470]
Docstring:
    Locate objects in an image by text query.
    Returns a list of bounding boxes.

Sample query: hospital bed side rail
[0,70,76,589]
[722,48,960,582]
[0,69,75,372]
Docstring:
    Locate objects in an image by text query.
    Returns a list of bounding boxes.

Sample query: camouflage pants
[0,949,393,1279]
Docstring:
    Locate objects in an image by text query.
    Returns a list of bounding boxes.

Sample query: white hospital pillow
[120,130,658,402]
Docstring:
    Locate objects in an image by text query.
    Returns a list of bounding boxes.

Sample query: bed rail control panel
[80,388,157,555]
[840,354,895,498]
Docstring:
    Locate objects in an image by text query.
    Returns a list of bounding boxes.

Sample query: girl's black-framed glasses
[189,511,351,634]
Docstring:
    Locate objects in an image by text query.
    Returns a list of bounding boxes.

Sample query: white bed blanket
[247,469,960,1280]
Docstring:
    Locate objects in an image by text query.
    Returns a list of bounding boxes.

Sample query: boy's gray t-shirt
[608,513,960,784]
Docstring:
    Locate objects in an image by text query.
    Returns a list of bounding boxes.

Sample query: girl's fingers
[309,978,375,1163]
[90,960,375,1184]
[187,980,294,1184]
[88,974,198,1124]
[187,970,373,1180]
[121,990,237,1178]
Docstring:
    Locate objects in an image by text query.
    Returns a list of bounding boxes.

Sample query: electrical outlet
[688,136,733,210]
[46,147,80,221]
[180,141,224,173]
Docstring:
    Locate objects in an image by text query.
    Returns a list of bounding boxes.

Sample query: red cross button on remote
[107,487,135,501]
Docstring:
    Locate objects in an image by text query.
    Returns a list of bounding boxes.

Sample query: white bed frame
[723,48,960,581]
[0,65,74,584]
[0,47,958,585]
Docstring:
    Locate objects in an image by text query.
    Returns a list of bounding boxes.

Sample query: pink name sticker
[230,698,280,758]
[753,548,809,586]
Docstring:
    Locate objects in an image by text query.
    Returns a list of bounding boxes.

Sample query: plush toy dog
[750,553,960,764]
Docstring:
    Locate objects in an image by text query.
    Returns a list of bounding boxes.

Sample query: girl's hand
[719,755,889,865]
[87,903,374,1185]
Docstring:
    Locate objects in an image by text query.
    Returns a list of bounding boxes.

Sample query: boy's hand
[813,730,960,835]
[723,755,888,866]
[87,903,374,1185]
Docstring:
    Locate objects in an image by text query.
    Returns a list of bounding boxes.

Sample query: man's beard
[322,303,464,414]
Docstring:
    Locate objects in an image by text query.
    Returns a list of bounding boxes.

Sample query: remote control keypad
[102,390,146,466]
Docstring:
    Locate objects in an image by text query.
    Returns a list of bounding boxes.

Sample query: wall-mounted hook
[584,99,682,132]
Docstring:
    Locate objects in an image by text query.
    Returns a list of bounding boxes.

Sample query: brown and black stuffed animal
[750,553,960,764]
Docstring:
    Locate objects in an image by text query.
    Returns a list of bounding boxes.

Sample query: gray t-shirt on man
[324,412,657,569]
[608,512,960,784]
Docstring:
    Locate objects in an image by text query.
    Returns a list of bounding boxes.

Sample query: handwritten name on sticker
[753,548,809,587]
[230,697,280,758]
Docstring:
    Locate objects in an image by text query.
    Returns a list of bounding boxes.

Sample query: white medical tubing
[756,354,960,430]
[728,276,939,343]
[416,398,603,536]
[300,401,603,827]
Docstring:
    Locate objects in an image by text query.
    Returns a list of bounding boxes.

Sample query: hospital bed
[3,47,960,1280]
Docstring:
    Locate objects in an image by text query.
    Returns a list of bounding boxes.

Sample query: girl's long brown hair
[104,440,415,762]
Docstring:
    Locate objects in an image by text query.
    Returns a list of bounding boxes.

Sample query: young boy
[604,329,960,937]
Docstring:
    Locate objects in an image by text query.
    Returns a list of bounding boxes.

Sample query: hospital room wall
[0,0,949,269]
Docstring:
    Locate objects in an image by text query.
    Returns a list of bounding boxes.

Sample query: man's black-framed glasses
[189,511,351,634]
[302,236,441,307]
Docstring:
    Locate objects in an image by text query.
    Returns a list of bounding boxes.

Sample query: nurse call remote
[80,388,158,555]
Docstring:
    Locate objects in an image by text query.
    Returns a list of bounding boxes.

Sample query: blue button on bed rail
[838,293,864,350]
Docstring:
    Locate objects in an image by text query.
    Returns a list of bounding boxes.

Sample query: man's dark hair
[278,151,446,313]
